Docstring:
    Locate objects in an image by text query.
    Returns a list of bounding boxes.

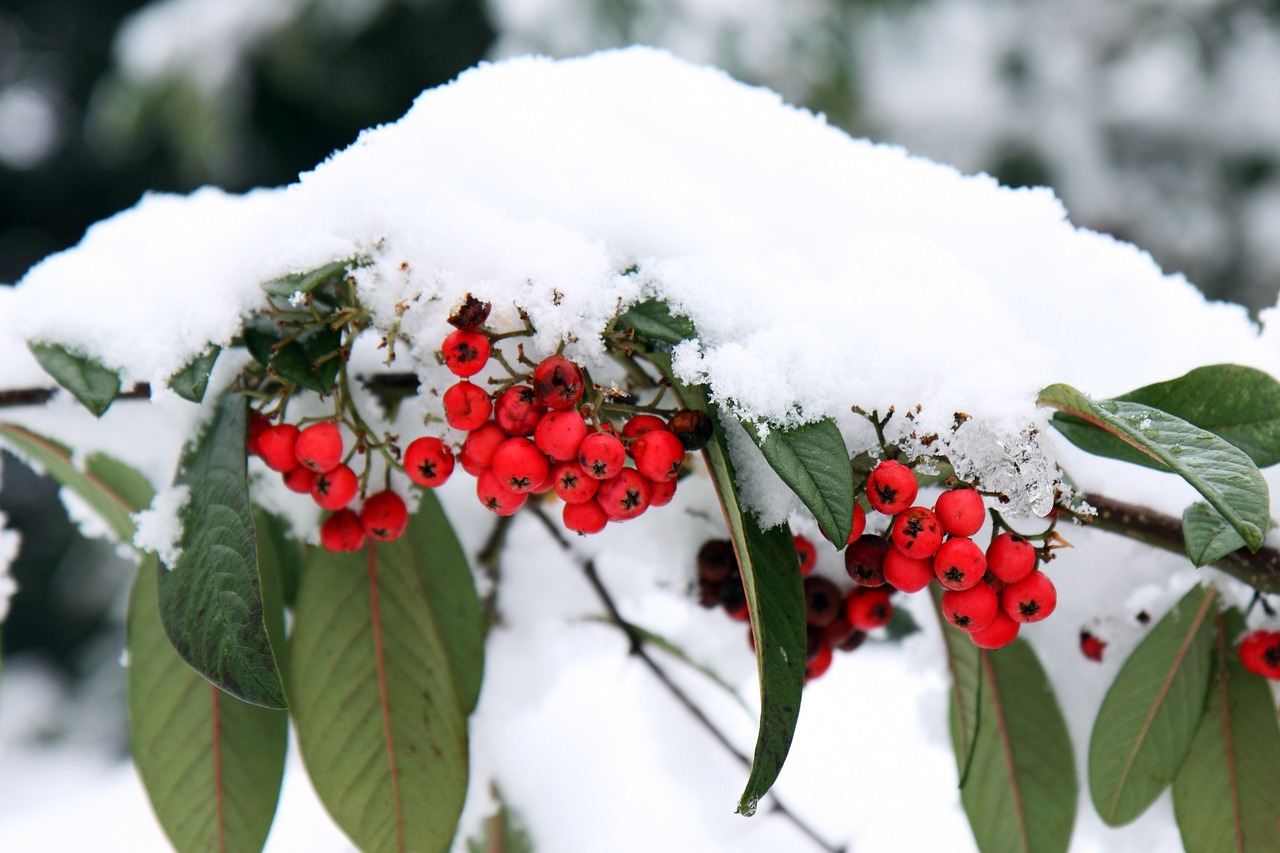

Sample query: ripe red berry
[621,414,667,441]
[320,509,366,552]
[803,575,842,627]
[476,468,528,516]
[579,432,626,480]
[891,506,943,558]
[459,422,507,476]
[563,499,608,535]
[534,410,589,461]
[1080,630,1107,662]
[494,385,546,436]
[648,476,677,507]
[881,548,934,593]
[551,461,599,504]
[934,488,985,537]
[631,429,685,482]
[441,329,490,377]
[987,532,1037,584]
[1238,630,1280,678]
[312,463,359,510]
[360,491,409,541]
[257,424,300,472]
[1001,571,1057,623]
[295,421,344,473]
[248,411,270,456]
[844,534,889,587]
[969,609,1019,649]
[596,468,652,522]
[531,355,585,410]
[282,466,316,494]
[794,535,817,575]
[404,436,455,488]
[866,460,917,515]
[942,583,999,633]
[805,641,834,682]
[443,381,492,432]
[847,502,867,545]
[846,587,893,631]
[821,614,866,652]
[491,437,550,494]
[933,537,987,591]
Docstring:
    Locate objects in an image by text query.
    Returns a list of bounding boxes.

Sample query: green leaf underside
[289,538,469,853]
[1182,502,1250,568]
[157,390,287,709]
[128,553,287,853]
[168,347,221,403]
[959,641,1077,853]
[1039,384,1269,551]
[932,587,981,788]
[1088,584,1218,827]
[614,299,697,345]
[260,257,354,298]
[742,417,854,546]
[1173,609,1280,852]
[243,322,341,393]
[27,341,121,417]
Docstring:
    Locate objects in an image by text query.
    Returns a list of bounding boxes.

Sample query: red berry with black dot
[459,422,507,476]
[491,437,550,494]
[805,641,834,682]
[846,587,893,631]
[494,385,546,436]
[579,432,626,480]
[360,491,409,542]
[986,532,1037,584]
[312,463,359,510]
[476,468,528,517]
[282,466,316,494]
[933,537,987,591]
[257,424,300,472]
[320,509,366,553]
[648,476,677,507]
[969,609,1019,649]
[881,548,934,593]
[295,421,343,473]
[534,410,589,462]
[866,459,917,516]
[443,381,492,432]
[532,355,585,410]
[844,534,889,587]
[942,583,999,633]
[794,535,817,576]
[803,575,842,627]
[563,499,608,535]
[1080,630,1107,662]
[622,414,667,441]
[891,506,943,558]
[551,461,599,504]
[1001,571,1057,623]
[596,468,652,522]
[631,429,685,482]
[933,488,985,537]
[441,328,490,377]
[404,436,455,488]
[1238,630,1280,678]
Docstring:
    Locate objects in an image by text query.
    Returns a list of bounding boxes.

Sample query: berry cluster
[1238,629,1280,679]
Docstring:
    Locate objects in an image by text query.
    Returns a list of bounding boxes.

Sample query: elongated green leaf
[252,509,303,610]
[289,537,470,853]
[1182,503,1249,568]
[615,298,697,345]
[272,327,342,393]
[129,551,287,853]
[0,423,138,541]
[1039,384,1269,551]
[168,347,220,403]
[1089,584,1218,826]
[261,257,355,298]
[742,417,854,546]
[1173,609,1280,852]
[27,341,121,417]
[959,640,1077,853]
[157,390,286,709]
[932,587,981,788]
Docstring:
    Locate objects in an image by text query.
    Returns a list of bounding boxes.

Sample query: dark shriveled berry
[844,534,889,587]
[447,293,492,330]
[668,409,713,451]
[697,539,738,583]
[803,575,843,628]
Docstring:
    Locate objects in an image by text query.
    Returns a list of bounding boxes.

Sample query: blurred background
[3,0,1279,795]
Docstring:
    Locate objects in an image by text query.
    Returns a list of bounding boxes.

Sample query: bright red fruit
[360,491,409,541]
[596,469,652,521]
[551,461,600,504]
[579,432,626,480]
[491,438,550,494]
[494,385,546,436]
[866,460,917,515]
[282,466,316,494]
[648,476,677,507]
[881,548,934,593]
[563,499,608,535]
[622,414,667,441]
[631,429,685,482]
[404,436,455,487]
[987,532,1037,584]
[1001,571,1057,623]
[969,610,1019,649]
[312,464,358,510]
[942,583,998,633]
[320,509,366,552]
[534,410,589,461]
[532,355,585,410]
[891,506,943,558]
[295,421,343,473]
[443,381,492,431]
[476,468,528,517]
[257,424,300,472]
[846,587,893,631]
[442,329,490,377]
[805,642,834,682]
[934,488,985,537]
[459,422,507,476]
[248,411,270,456]
[1080,630,1107,662]
[1238,630,1280,678]
[933,537,986,591]
[794,535,817,575]
[844,534,889,587]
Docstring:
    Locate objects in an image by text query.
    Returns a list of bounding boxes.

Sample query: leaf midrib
[984,650,1031,853]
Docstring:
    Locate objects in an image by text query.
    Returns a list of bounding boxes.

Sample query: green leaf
[0,423,140,541]
[289,535,470,853]
[168,347,221,403]
[1088,584,1218,826]
[741,417,855,546]
[252,509,303,610]
[615,298,697,345]
[1182,502,1250,568]
[271,327,342,393]
[27,341,121,417]
[958,640,1077,853]
[128,553,287,853]
[932,587,981,788]
[1173,609,1280,852]
[157,389,287,709]
[1039,384,1270,551]
[261,258,355,298]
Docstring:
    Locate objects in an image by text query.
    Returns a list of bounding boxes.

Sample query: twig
[475,514,517,628]
[0,376,418,409]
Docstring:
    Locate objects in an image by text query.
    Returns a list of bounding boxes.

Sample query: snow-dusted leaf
[157,389,287,710]
[932,587,981,788]
[260,257,355,298]
[1088,584,1217,826]
[168,346,220,403]
[741,417,854,546]
[242,322,341,393]
[27,341,121,417]
[1182,502,1249,568]
[615,298,696,345]
[1039,384,1269,551]
[1173,609,1280,852]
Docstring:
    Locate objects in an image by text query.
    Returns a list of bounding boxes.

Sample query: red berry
[891,506,943,558]
[1001,571,1057,623]
[933,537,987,591]
[846,587,893,631]
[843,534,889,587]
[534,410,589,461]
[443,381,492,432]
[282,466,316,494]
[579,432,626,480]
[441,329,490,377]
[551,461,600,504]
[295,421,343,473]
[563,499,608,535]
[942,583,999,633]
[494,385,546,436]
[531,355,585,410]
[934,488,985,537]
[622,414,667,441]
[847,502,867,545]
[648,476,677,507]
[312,463,359,510]
[866,460,917,515]
[794,535,817,576]
[459,422,507,476]
[257,424,300,472]
[320,509,365,552]
[970,609,1019,649]
[1238,630,1280,678]
[805,641,834,682]
[248,411,270,456]
[360,491,409,541]
[821,615,866,652]
[1080,630,1107,662]
[596,468,652,522]
[404,436,455,488]
[476,468,528,516]
[987,532,1037,584]
[881,548,934,593]
[804,575,842,627]
[491,437,550,494]
[631,429,685,482]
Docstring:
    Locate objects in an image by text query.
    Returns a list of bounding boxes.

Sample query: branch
[0,375,418,409]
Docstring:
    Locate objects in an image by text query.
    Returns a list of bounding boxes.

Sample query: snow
[0,47,1278,853]
[132,484,190,567]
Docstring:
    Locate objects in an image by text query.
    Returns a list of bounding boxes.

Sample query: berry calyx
[404,436,455,488]
[1001,571,1057,623]
[294,421,344,473]
[491,437,550,494]
[360,491,409,542]
[312,463,359,510]
[846,587,893,631]
[532,355,585,410]
[631,429,685,482]
[257,424,301,472]
[866,459,917,515]
[320,509,366,552]
[933,537,986,591]
[551,461,600,504]
[986,532,1037,584]
[442,329,491,377]
[443,381,492,432]
[942,583,999,633]
[891,506,943,558]
[579,432,626,480]
[934,488,985,537]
